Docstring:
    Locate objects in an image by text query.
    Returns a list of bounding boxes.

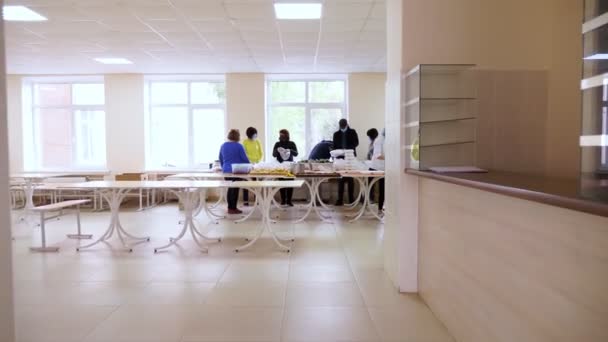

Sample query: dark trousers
[338,177,355,203]
[243,177,257,203]
[225,178,241,209]
[280,188,294,204]
[368,169,385,211]
[377,177,385,211]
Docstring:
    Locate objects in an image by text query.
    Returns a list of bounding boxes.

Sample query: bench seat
[31,199,90,212]
[30,199,92,252]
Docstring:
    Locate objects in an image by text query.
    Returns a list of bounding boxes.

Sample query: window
[23,79,106,170]
[266,77,347,159]
[145,78,226,169]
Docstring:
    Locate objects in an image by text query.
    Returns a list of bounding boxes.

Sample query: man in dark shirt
[332,119,359,205]
[309,140,333,160]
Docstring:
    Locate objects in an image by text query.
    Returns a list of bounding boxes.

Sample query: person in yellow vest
[242,127,263,206]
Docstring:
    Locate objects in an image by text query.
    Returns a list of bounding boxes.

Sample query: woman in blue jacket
[219,129,250,214]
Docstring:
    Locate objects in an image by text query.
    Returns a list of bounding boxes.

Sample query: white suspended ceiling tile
[370,2,386,19]
[76,6,136,20]
[162,31,204,42]
[173,5,228,21]
[278,21,320,33]
[192,19,236,32]
[224,3,274,19]
[99,19,152,32]
[146,19,193,33]
[322,20,366,32]
[281,32,319,41]
[204,31,243,43]
[364,19,385,31]
[20,20,108,34]
[323,3,373,19]
[234,19,276,32]
[321,31,360,41]
[169,41,211,51]
[241,32,281,43]
[130,5,178,20]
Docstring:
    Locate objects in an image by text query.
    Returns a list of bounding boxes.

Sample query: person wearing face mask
[332,118,359,206]
[242,127,263,206]
[272,129,299,206]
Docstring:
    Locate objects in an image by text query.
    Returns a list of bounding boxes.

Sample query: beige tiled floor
[11,203,454,342]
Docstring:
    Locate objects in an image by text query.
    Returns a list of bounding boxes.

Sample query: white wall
[226,73,266,155]
[105,74,146,173]
[348,73,387,158]
[1,9,16,341]
[384,0,419,292]
[7,73,386,171]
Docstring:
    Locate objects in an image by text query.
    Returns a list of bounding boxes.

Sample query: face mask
[252,134,257,140]
[340,127,347,132]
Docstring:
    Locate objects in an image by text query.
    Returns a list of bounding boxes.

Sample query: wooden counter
[405,169,608,218]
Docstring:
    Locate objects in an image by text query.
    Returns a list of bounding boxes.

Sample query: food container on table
[232,163,253,174]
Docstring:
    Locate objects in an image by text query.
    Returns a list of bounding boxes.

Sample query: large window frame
[144,76,226,170]
[265,75,348,159]
[22,77,107,171]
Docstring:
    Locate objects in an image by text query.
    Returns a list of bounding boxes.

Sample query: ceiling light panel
[3,6,47,21]
[274,3,322,20]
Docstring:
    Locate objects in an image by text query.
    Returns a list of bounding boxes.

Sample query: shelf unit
[580,0,608,202]
[402,64,477,170]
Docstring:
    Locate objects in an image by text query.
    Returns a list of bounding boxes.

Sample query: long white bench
[29,199,92,252]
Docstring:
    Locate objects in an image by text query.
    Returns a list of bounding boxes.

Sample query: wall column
[0,4,17,340]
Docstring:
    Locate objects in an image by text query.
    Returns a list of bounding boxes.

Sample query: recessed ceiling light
[3,6,47,21]
[584,53,608,60]
[94,58,133,65]
[274,3,322,20]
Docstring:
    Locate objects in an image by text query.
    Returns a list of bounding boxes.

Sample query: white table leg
[67,204,93,239]
[30,211,59,252]
[235,187,293,253]
[77,189,150,252]
[234,188,261,223]
[23,179,35,210]
[366,177,385,221]
[348,177,370,222]
[155,189,221,253]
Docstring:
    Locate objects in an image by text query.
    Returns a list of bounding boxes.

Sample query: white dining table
[168,172,293,224]
[10,173,70,210]
[337,170,385,222]
[229,180,305,252]
[56,180,230,252]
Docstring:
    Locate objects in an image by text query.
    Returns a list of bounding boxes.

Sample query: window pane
[268,106,305,160]
[193,109,225,165]
[36,108,72,168]
[191,82,225,104]
[310,108,343,148]
[308,81,345,103]
[74,110,106,167]
[149,107,189,167]
[270,81,306,103]
[35,84,71,106]
[72,84,105,105]
[150,82,188,105]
